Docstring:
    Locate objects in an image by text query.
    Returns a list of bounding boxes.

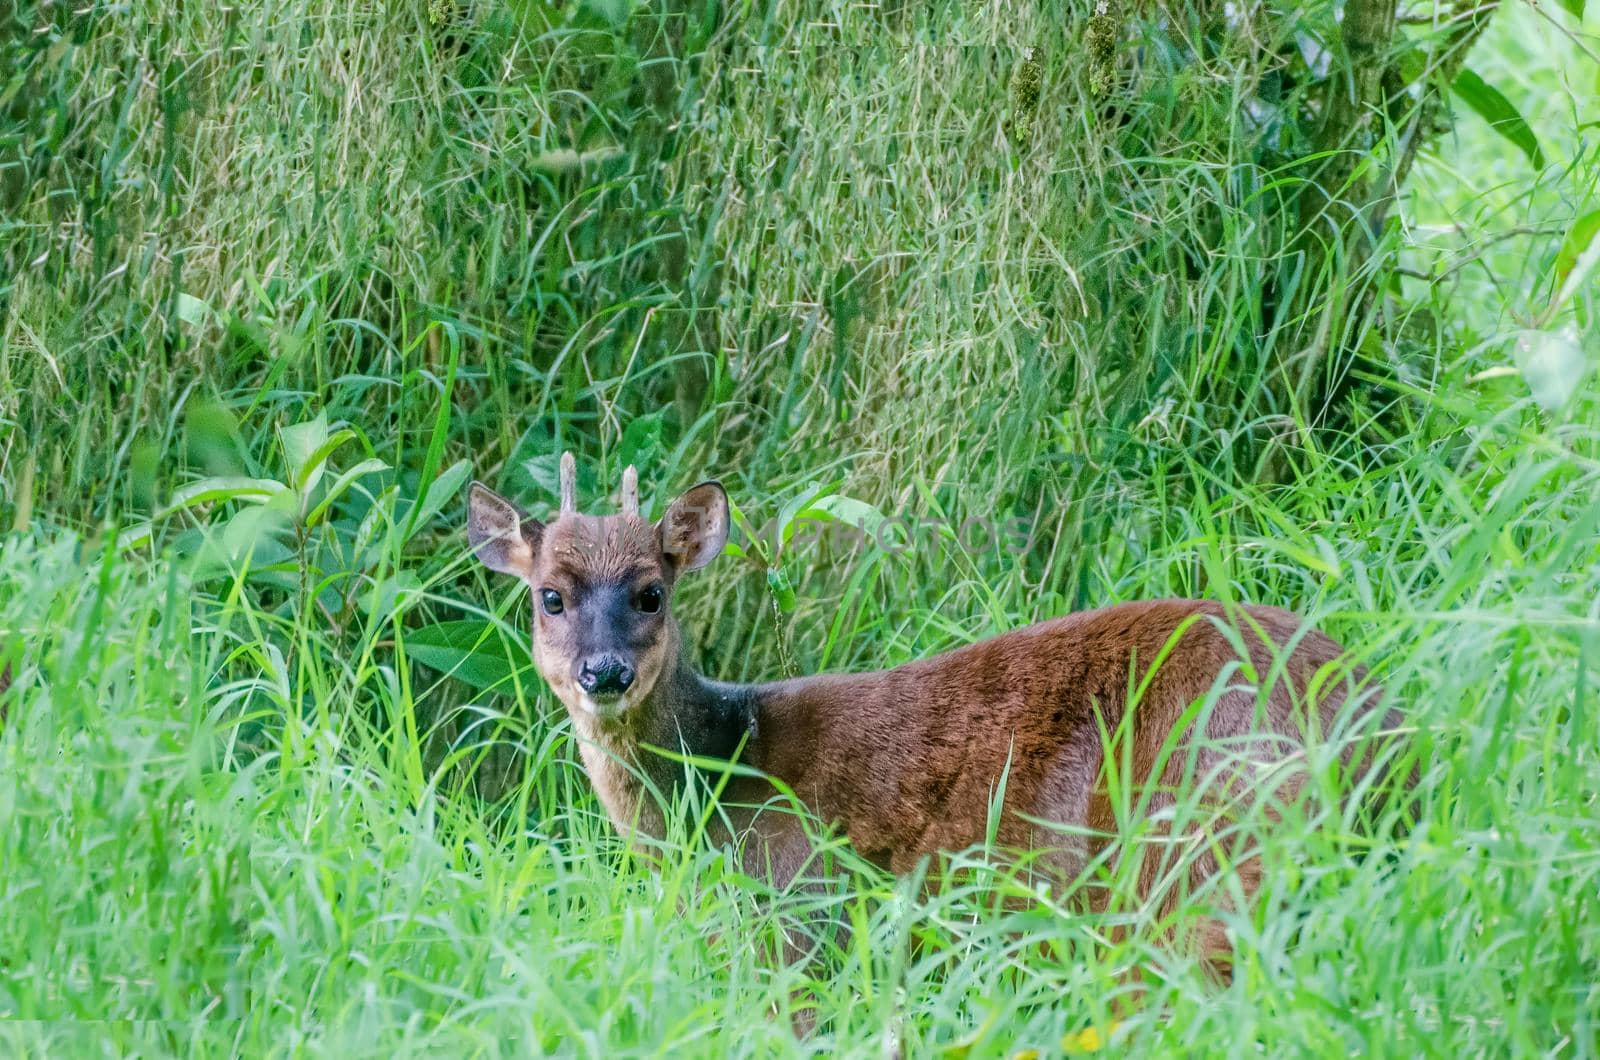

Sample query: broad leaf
[1452,69,1545,170]
[1555,210,1600,285]
[1552,209,1600,313]
[1513,329,1588,416]
[800,494,886,534]
[304,458,389,527]
[397,459,471,546]
[117,522,153,551]
[185,505,295,582]
[766,567,797,613]
[175,292,212,327]
[523,452,594,512]
[163,476,290,518]
[367,570,423,624]
[282,415,358,500]
[778,479,842,549]
[279,414,329,492]
[405,620,537,694]
[617,413,665,506]
[293,428,357,497]
[528,145,626,171]
[725,494,771,567]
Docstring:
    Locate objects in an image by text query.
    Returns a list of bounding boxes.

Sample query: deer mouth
[576,689,629,721]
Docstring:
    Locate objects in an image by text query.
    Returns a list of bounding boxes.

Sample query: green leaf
[355,483,400,566]
[116,522,153,551]
[280,413,356,497]
[1452,69,1545,170]
[799,494,886,534]
[215,505,295,571]
[162,476,291,518]
[528,145,627,172]
[175,292,212,327]
[279,414,327,486]
[724,494,770,567]
[296,429,357,496]
[766,567,797,612]
[368,570,422,624]
[404,321,460,546]
[1512,329,1589,416]
[617,413,665,500]
[523,452,594,511]
[304,458,389,527]
[1555,210,1600,282]
[405,621,536,694]
[1558,0,1585,21]
[778,479,841,549]
[396,459,472,546]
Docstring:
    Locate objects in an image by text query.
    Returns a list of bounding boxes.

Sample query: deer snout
[576,656,635,698]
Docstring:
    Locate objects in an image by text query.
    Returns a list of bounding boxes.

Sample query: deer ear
[467,481,541,579]
[659,480,729,573]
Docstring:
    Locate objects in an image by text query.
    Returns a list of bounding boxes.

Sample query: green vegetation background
[1,1,1597,1054]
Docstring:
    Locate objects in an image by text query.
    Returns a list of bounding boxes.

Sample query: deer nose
[577,657,635,697]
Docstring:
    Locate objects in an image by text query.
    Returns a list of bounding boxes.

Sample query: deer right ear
[467,481,541,579]
[659,480,729,573]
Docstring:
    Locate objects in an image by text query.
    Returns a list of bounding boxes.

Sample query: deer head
[466,453,729,726]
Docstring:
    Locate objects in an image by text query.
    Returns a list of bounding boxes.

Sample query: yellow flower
[1062,1022,1119,1053]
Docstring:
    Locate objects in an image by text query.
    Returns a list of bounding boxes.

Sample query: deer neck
[563,624,881,842]
[563,619,759,838]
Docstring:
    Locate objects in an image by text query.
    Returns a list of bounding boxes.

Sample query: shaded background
[1,0,1598,1050]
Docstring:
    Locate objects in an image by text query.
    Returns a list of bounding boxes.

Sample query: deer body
[467,461,1394,963]
[566,599,1373,891]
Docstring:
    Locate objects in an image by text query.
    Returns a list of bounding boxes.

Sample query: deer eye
[539,589,564,616]
[635,584,663,614]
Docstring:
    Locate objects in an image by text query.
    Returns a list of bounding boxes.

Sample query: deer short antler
[620,464,639,516]
[559,451,577,514]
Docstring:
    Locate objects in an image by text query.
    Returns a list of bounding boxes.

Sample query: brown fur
[466,475,1401,973]
[730,600,1395,973]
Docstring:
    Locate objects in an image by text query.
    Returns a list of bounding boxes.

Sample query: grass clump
[1,0,1599,1054]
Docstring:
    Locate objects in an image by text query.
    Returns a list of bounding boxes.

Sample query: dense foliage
[1,0,1597,1054]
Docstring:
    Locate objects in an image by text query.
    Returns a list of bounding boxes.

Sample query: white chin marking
[574,693,627,720]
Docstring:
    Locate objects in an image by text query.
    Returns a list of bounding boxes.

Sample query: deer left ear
[659,480,729,573]
[467,481,542,579]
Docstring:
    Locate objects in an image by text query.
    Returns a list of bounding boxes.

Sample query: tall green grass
[2,0,1598,1054]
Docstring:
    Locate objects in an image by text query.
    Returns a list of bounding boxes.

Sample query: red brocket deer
[466,455,1402,973]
